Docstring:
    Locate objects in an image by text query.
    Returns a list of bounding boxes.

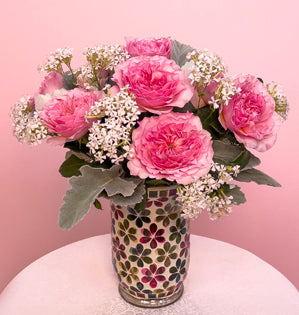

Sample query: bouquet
[10,37,289,229]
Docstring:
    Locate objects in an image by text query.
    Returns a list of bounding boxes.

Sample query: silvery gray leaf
[59,165,137,229]
[109,180,146,206]
[171,40,195,67]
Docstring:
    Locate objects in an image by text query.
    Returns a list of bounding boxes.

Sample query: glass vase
[111,185,190,308]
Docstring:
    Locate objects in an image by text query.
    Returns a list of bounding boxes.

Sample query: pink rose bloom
[127,112,213,185]
[38,72,63,94]
[219,75,282,152]
[112,56,194,114]
[39,88,103,142]
[125,37,172,58]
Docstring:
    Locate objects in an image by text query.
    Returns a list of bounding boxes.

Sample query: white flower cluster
[10,96,48,145]
[186,50,240,109]
[84,45,129,71]
[76,64,97,91]
[267,82,289,120]
[177,162,240,220]
[38,47,73,73]
[86,87,140,164]
[209,77,241,109]
[187,49,226,87]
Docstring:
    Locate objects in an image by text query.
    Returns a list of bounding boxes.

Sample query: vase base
[118,283,184,308]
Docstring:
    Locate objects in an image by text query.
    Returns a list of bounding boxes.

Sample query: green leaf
[63,140,90,154]
[93,199,102,210]
[257,77,264,83]
[196,107,227,139]
[212,140,244,165]
[235,168,281,187]
[231,150,261,170]
[65,150,91,162]
[59,165,138,229]
[210,120,226,136]
[62,71,76,90]
[223,184,246,205]
[170,40,195,67]
[172,102,195,114]
[134,188,147,212]
[242,153,261,170]
[59,154,88,178]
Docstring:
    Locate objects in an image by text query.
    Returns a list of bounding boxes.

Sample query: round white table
[0,234,298,315]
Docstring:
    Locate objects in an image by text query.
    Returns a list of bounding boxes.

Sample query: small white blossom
[266,82,289,120]
[84,45,129,71]
[177,162,240,220]
[86,86,140,164]
[10,96,48,145]
[187,49,226,87]
[38,47,73,73]
[208,77,241,109]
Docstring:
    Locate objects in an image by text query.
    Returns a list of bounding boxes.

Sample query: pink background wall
[1,0,298,293]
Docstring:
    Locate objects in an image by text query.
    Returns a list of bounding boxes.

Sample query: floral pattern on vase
[111,185,190,308]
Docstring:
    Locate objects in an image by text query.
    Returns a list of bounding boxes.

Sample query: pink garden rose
[219,75,281,152]
[34,72,67,111]
[39,88,103,142]
[112,56,194,114]
[125,37,172,58]
[127,112,213,185]
[38,72,63,94]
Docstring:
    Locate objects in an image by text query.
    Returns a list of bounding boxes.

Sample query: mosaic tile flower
[169,218,187,244]
[156,241,178,267]
[120,282,140,298]
[119,260,139,284]
[128,243,153,267]
[111,204,124,220]
[152,279,181,298]
[180,233,190,258]
[162,281,178,296]
[117,219,137,245]
[127,206,151,228]
[112,236,127,261]
[111,217,116,235]
[169,258,187,283]
[129,282,154,298]
[141,263,166,288]
[140,223,165,249]
[155,202,179,227]
[147,197,168,208]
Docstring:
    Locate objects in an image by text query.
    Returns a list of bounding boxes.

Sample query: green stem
[91,64,101,90]
[203,108,215,123]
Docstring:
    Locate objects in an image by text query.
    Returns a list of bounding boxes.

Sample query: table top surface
[0,234,298,315]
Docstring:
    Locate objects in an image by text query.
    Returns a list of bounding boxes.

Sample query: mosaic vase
[111,185,190,308]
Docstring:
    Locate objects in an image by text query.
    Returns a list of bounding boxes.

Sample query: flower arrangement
[11,37,289,228]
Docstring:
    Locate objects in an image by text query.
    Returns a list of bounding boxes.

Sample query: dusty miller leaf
[102,179,146,206]
[65,150,92,162]
[171,40,195,67]
[235,168,281,187]
[212,140,244,165]
[224,184,246,205]
[59,165,138,229]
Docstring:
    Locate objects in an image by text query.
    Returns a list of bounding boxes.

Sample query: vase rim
[146,184,177,191]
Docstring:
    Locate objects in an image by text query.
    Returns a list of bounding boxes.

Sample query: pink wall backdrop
[1,0,298,293]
